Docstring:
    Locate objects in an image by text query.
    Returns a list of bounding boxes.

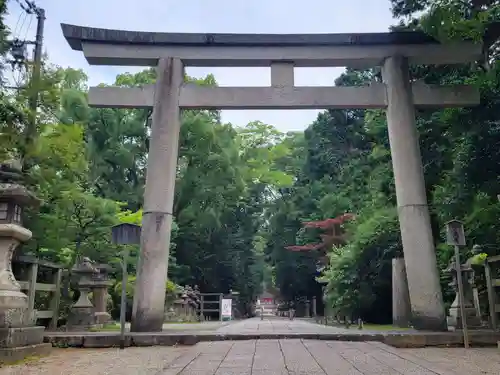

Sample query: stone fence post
[92,263,113,324]
[392,257,411,327]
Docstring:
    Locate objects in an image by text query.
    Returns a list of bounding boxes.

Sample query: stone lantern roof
[0,160,39,207]
[72,257,98,274]
[0,160,23,182]
[0,183,39,207]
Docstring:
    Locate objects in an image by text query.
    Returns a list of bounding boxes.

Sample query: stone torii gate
[61,23,481,332]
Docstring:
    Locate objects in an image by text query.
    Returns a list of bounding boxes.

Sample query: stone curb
[0,343,53,364]
[43,331,500,349]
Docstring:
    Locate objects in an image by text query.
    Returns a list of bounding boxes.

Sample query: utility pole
[29,6,45,118]
[25,4,45,167]
[7,1,46,168]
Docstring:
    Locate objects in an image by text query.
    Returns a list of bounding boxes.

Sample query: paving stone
[303,340,362,375]
[326,341,402,375]
[349,341,438,375]
[404,347,500,374]
[215,369,251,375]
[279,339,324,374]
[167,351,201,368]
[251,339,286,371]
[4,333,500,374]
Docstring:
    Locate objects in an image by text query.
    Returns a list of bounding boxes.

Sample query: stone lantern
[92,263,113,324]
[66,257,99,330]
[0,161,51,363]
[446,257,482,329]
[0,161,39,310]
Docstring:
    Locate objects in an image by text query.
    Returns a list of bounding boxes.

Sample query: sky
[5,0,396,132]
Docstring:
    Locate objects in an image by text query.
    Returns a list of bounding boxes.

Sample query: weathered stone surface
[94,311,112,325]
[383,333,427,348]
[130,58,183,333]
[132,334,177,347]
[43,334,83,347]
[0,307,34,328]
[392,257,411,327]
[66,307,98,331]
[0,326,44,348]
[0,343,52,364]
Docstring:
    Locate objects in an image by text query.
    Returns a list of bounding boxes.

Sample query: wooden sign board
[445,220,466,247]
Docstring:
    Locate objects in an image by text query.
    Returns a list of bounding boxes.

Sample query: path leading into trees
[4,339,500,375]
[216,316,353,334]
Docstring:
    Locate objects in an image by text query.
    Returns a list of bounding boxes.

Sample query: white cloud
[5,0,394,132]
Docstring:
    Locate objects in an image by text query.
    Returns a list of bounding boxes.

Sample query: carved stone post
[392,257,411,327]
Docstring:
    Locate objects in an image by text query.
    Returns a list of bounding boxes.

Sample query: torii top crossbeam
[60,23,481,110]
[61,23,481,68]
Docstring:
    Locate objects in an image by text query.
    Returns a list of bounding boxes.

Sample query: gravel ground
[0,346,188,375]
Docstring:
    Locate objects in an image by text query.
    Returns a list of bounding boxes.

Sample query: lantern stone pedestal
[66,258,99,331]
[0,163,52,364]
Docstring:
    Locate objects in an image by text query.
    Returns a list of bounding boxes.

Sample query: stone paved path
[2,339,500,375]
[216,317,353,334]
[216,317,406,335]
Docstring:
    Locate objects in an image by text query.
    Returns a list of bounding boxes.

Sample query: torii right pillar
[382,55,446,330]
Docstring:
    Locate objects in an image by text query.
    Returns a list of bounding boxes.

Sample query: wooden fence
[484,254,500,329]
[13,255,63,330]
[199,293,223,321]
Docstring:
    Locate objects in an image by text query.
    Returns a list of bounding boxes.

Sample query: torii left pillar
[131,58,183,332]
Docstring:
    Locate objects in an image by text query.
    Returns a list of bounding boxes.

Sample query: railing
[13,255,63,330]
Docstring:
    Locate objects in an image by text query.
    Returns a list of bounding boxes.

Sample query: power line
[6,0,46,167]
[12,9,27,38]
[7,0,42,71]
[12,0,31,14]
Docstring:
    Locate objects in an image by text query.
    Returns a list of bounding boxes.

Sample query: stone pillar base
[0,326,45,347]
[411,314,449,331]
[0,307,36,328]
[94,312,112,325]
[447,307,482,330]
[66,306,98,331]
[0,326,50,364]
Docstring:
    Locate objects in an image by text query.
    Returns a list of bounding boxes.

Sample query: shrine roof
[285,243,324,252]
[61,23,443,52]
[259,290,276,299]
[303,213,355,228]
